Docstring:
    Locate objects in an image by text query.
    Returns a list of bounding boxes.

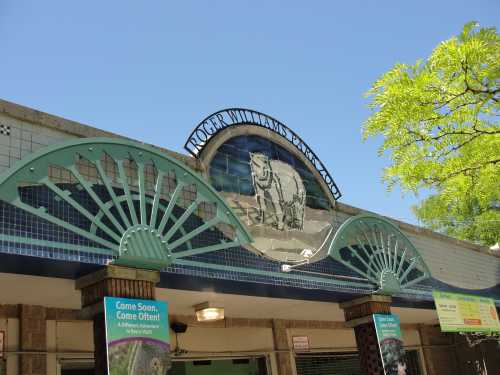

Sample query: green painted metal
[0,138,252,270]
[0,138,432,294]
[0,235,113,256]
[328,214,431,295]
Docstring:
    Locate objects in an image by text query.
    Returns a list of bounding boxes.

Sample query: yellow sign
[433,291,500,332]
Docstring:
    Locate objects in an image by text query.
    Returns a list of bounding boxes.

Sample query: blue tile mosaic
[209,135,332,210]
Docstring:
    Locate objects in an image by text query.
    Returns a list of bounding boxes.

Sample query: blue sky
[0,1,498,224]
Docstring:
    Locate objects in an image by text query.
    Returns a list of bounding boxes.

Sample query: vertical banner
[104,297,171,375]
[373,314,407,375]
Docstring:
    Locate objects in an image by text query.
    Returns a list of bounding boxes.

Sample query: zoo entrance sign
[184,108,342,200]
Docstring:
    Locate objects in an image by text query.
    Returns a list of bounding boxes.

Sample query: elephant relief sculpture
[250,153,306,231]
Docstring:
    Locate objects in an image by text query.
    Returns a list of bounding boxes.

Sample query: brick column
[272,319,295,375]
[19,305,47,375]
[340,295,392,375]
[76,265,160,375]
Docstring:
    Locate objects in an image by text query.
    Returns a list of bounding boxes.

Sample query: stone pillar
[340,295,392,375]
[76,265,160,375]
[272,319,295,375]
[19,305,47,375]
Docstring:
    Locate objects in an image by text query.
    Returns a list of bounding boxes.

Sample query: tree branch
[424,158,500,184]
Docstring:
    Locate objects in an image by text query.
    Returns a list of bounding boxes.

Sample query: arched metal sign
[184,108,342,200]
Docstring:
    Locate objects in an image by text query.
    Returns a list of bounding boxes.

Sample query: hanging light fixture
[194,302,225,322]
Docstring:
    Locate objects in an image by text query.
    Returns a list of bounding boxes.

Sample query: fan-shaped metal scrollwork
[328,214,431,295]
[0,138,252,269]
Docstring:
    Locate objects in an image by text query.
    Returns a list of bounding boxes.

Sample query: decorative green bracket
[0,138,252,270]
[328,214,431,295]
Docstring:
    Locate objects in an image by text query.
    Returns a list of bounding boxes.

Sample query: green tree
[363,22,499,246]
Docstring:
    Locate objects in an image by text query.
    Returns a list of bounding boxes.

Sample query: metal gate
[295,353,361,375]
[169,357,268,375]
[295,350,422,375]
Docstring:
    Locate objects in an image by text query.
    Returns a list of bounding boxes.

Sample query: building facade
[0,99,498,375]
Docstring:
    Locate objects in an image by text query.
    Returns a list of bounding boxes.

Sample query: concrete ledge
[344,315,374,328]
[75,265,160,290]
[339,295,392,309]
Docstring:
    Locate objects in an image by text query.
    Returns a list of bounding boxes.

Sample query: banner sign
[433,291,500,333]
[104,297,171,375]
[373,314,407,375]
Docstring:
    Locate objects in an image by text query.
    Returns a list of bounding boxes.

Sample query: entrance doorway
[169,357,268,375]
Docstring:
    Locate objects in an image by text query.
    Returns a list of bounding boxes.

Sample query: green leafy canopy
[363,22,499,246]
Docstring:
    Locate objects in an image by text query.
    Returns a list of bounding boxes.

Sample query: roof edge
[336,202,498,258]
[0,98,200,171]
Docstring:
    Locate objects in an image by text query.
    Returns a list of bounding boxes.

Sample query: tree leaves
[364,22,500,246]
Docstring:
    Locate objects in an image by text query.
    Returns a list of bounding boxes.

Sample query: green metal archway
[0,138,252,270]
[328,214,431,295]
